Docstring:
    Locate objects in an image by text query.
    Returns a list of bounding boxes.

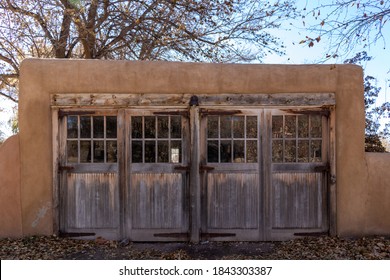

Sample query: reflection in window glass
[220,140,232,163]
[284,115,296,138]
[311,115,322,138]
[233,140,245,163]
[207,116,219,138]
[158,117,169,138]
[298,115,309,138]
[311,140,322,162]
[272,116,283,138]
[247,140,258,163]
[132,141,143,163]
[67,140,78,163]
[207,140,219,163]
[93,141,105,163]
[158,141,169,162]
[171,116,181,138]
[272,140,283,163]
[67,116,78,138]
[131,117,143,138]
[298,140,309,162]
[106,141,117,163]
[171,141,182,163]
[106,116,117,138]
[285,140,296,162]
[144,117,156,138]
[93,116,104,138]
[220,116,232,138]
[80,116,91,138]
[145,141,156,163]
[80,140,91,163]
[233,116,245,138]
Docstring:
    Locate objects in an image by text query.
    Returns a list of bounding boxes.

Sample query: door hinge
[199,165,215,172]
[201,232,236,239]
[58,165,75,172]
[174,165,190,171]
[59,231,95,238]
[314,164,330,172]
[153,232,189,239]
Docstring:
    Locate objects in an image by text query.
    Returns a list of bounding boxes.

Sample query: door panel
[200,111,262,241]
[59,113,120,239]
[126,111,190,241]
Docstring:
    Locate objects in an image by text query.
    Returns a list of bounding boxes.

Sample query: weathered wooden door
[266,110,329,240]
[125,110,190,241]
[199,109,263,241]
[58,111,120,239]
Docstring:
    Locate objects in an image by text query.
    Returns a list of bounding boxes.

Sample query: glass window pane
[220,116,232,138]
[67,116,78,139]
[272,116,283,138]
[171,140,182,163]
[157,141,169,163]
[93,116,104,138]
[80,116,91,138]
[144,116,156,138]
[93,140,105,163]
[233,116,245,138]
[285,140,296,162]
[207,116,219,138]
[145,140,156,163]
[298,140,309,162]
[272,140,283,163]
[311,140,322,162]
[285,115,296,138]
[132,141,143,163]
[247,140,257,163]
[170,116,182,138]
[233,140,245,163]
[80,140,91,163]
[247,116,258,138]
[67,140,78,163]
[207,140,219,163]
[106,141,117,163]
[131,117,143,138]
[298,115,309,138]
[106,116,117,138]
[157,117,169,138]
[311,115,322,138]
[220,140,232,163]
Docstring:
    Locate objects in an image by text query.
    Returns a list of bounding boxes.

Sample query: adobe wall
[363,153,390,235]
[12,58,387,238]
[0,134,22,238]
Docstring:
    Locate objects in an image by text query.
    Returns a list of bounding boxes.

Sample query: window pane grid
[66,115,117,164]
[131,116,182,163]
[207,115,258,163]
[272,115,323,163]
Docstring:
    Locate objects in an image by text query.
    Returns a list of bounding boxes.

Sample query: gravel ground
[1,235,389,260]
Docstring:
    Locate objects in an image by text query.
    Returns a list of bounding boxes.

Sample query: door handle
[199,165,215,172]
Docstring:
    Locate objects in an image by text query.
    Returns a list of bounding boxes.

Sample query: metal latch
[58,165,75,172]
[174,165,190,171]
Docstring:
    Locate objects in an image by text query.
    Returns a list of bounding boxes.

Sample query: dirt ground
[1,235,389,260]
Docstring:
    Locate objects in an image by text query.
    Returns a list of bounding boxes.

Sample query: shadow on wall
[0,134,22,238]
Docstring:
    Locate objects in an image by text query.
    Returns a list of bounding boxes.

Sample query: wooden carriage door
[59,111,120,239]
[200,109,263,241]
[125,110,190,241]
[267,110,329,240]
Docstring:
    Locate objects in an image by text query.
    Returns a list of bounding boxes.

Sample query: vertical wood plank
[190,106,200,242]
[329,107,337,235]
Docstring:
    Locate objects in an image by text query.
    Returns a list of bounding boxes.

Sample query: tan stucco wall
[0,134,22,238]
[364,153,390,234]
[14,58,389,238]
